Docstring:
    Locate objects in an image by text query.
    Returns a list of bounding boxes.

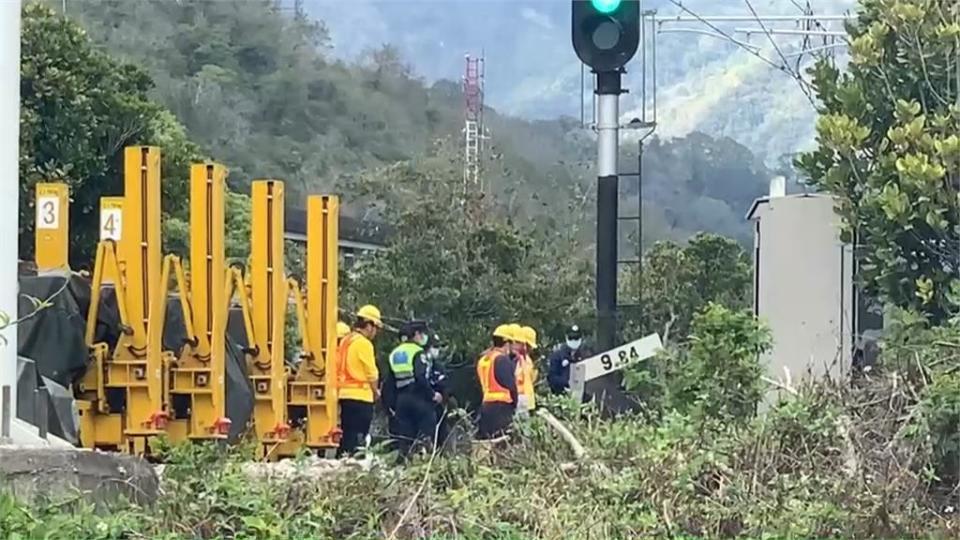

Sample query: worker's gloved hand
[561,359,570,368]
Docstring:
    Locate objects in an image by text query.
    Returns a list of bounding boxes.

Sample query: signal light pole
[572,0,639,351]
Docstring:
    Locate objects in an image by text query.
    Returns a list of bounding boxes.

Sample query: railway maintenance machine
[78,146,167,454]
[244,180,342,459]
[43,145,342,457]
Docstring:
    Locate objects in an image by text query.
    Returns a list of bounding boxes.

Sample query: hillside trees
[53,0,769,245]
[340,139,594,362]
[797,0,960,319]
[622,233,752,344]
[20,3,199,266]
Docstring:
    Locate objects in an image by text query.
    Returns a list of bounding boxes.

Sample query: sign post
[569,333,662,402]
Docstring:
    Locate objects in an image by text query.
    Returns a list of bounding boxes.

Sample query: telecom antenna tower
[462,53,486,191]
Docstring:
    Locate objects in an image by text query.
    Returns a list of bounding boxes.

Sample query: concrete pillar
[0,3,21,413]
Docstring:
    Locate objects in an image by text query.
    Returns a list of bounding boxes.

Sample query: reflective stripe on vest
[389,342,422,389]
[337,333,368,390]
[482,353,513,404]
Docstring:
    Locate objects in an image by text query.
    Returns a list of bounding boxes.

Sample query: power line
[663,0,784,73]
[742,0,817,107]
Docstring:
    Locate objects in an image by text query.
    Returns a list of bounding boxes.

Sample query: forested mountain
[309,0,857,162]
[47,0,772,244]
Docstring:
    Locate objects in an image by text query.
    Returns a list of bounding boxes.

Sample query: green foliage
[626,304,770,424]
[20,3,201,267]
[4,381,957,539]
[53,0,769,246]
[796,0,960,320]
[340,142,593,384]
[623,233,752,343]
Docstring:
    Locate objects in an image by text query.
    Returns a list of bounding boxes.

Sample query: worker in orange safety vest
[477,324,520,439]
[336,305,383,457]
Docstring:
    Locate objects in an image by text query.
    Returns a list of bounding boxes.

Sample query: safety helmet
[492,324,512,340]
[520,326,538,349]
[336,321,350,339]
[506,323,523,343]
[356,305,384,327]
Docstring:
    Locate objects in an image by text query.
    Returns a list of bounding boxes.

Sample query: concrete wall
[749,194,853,401]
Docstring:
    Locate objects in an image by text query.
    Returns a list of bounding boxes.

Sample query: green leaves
[797,0,960,320]
[19,3,200,267]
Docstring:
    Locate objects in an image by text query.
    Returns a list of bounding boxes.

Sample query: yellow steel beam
[248,179,289,451]
[121,146,161,348]
[109,146,164,454]
[34,182,69,273]
[168,163,230,442]
[280,195,341,456]
[99,197,123,283]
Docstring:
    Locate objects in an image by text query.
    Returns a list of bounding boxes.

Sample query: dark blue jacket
[547,344,589,394]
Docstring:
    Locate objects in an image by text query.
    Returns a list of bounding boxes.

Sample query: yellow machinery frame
[78,147,166,454]
[159,163,233,442]
[278,195,341,456]
[34,182,70,273]
[248,179,290,456]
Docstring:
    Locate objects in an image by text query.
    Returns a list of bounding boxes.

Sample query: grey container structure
[746,183,878,404]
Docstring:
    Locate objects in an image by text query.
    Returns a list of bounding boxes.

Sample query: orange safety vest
[337,332,369,391]
[479,351,513,404]
[476,347,501,396]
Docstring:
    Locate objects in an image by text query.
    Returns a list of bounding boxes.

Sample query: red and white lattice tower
[462,53,485,190]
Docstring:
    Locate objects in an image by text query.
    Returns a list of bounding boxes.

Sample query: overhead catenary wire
[662,0,835,109]
[742,0,817,108]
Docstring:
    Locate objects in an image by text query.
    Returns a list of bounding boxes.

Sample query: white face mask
[566,339,582,350]
[426,347,439,360]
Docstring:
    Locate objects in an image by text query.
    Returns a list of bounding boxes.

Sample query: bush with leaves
[622,233,752,344]
[797,0,960,320]
[626,303,770,424]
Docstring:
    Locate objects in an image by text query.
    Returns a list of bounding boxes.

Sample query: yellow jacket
[518,355,537,410]
[338,333,378,403]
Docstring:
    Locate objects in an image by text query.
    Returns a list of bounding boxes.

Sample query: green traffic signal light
[591,0,622,13]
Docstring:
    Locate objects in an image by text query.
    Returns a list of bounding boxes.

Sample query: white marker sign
[100,206,122,241]
[569,333,663,400]
[36,196,59,230]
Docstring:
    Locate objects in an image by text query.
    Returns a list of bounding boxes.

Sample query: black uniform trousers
[478,402,514,439]
[395,389,438,456]
[337,399,374,457]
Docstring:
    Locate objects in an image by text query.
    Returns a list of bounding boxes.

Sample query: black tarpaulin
[16,356,80,445]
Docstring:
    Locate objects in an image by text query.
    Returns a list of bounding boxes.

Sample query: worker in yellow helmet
[336,304,383,457]
[336,321,350,343]
[516,325,539,415]
[477,323,521,439]
[477,324,512,398]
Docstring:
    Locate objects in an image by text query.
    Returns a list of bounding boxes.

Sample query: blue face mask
[566,339,582,350]
[415,334,429,347]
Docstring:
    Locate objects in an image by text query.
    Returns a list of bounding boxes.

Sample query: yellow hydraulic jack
[155,163,233,442]
[78,146,168,454]
[277,195,342,457]
[246,179,291,458]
